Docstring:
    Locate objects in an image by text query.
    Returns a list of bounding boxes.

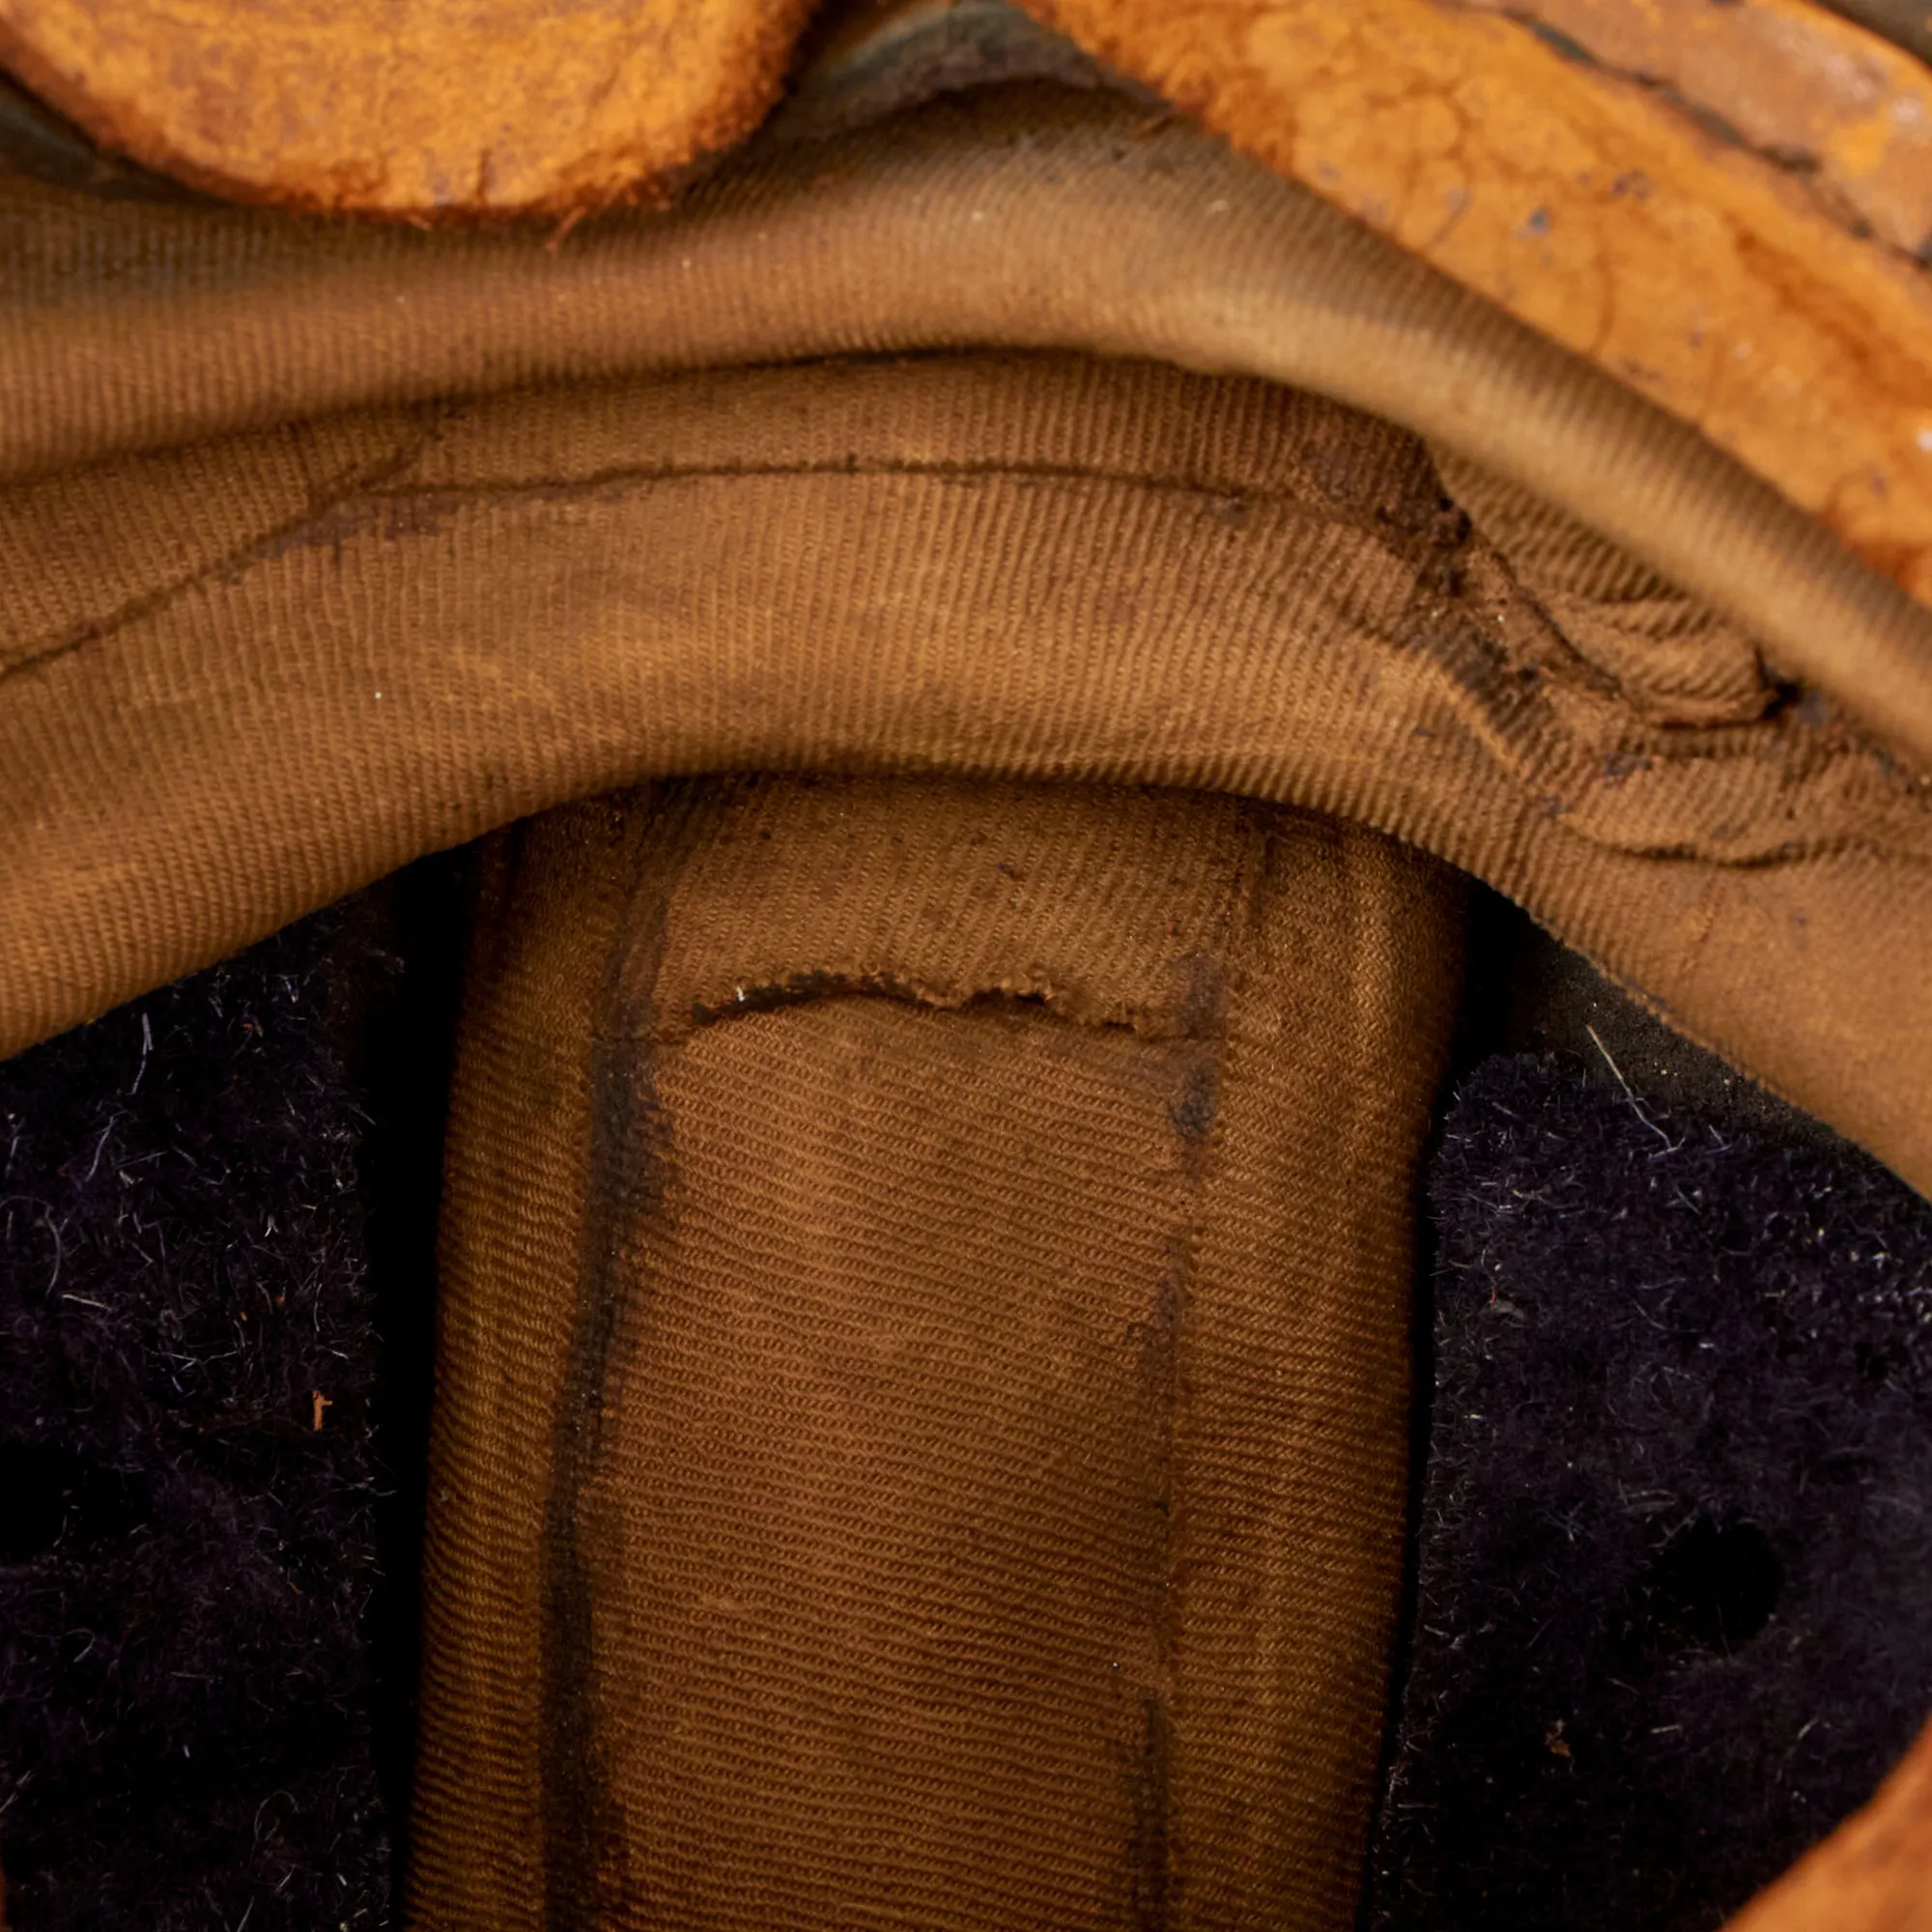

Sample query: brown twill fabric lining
[4,89,1932,765]
[415,777,1463,1930]
[5,347,1930,1194]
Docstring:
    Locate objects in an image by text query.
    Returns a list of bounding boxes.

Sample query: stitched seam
[0,455,1342,687]
[3,456,1924,867]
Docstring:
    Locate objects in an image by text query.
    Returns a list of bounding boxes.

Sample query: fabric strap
[412,775,1463,1929]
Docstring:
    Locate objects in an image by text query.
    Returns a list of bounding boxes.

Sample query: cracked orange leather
[0,0,814,215]
[1019,0,1932,603]
[1456,0,1932,260]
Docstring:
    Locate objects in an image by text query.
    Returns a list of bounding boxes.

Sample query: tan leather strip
[416,776,1462,1929]
[0,0,813,217]
[1721,1717,1932,1932]
[1019,0,1932,602]
[1456,0,1932,261]
[5,91,1931,771]
[4,352,1929,1201]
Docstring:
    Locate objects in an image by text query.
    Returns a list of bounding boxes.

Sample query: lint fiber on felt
[0,913,398,1929]
[1364,1054,1932,1932]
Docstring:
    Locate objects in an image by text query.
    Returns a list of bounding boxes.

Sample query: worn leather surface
[1016,0,1932,606]
[1726,1719,1932,1932]
[0,0,813,215]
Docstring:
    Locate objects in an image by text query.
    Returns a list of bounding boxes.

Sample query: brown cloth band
[413,775,1463,1929]
[6,346,1930,1198]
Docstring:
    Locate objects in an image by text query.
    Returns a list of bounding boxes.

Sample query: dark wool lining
[1365,1051,1932,1932]
[0,865,462,1931]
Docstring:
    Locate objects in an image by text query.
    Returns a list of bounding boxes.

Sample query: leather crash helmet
[1,0,1931,1925]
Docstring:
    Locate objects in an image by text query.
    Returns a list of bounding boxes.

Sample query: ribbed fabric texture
[4,344,1927,1196]
[412,776,1463,1930]
[4,88,1928,771]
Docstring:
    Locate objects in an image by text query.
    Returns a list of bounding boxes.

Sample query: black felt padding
[0,901,439,1930]
[1365,1054,1932,1932]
